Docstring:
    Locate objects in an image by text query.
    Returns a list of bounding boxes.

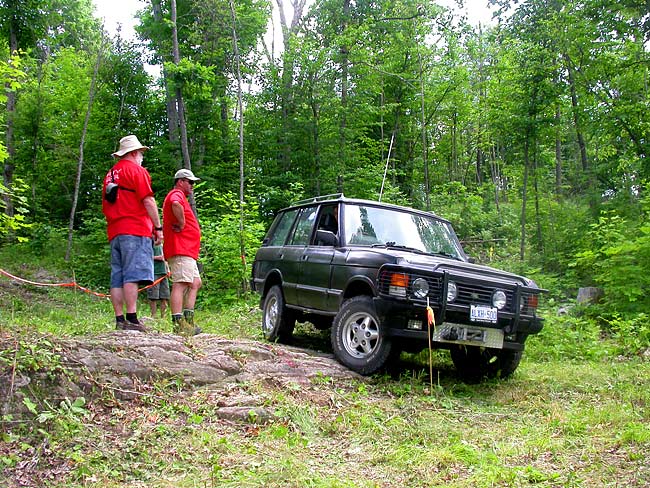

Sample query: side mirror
[315,230,338,247]
[467,256,476,264]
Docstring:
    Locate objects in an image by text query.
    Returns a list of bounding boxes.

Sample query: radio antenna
[379,131,395,202]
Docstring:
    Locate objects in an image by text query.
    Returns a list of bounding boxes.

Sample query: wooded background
[0,0,648,318]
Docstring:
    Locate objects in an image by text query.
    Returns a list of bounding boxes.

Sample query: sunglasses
[184,179,195,185]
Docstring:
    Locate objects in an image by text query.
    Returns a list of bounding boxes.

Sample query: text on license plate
[470,304,498,323]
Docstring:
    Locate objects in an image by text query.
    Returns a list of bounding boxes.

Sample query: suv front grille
[455,283,515,311]
[378,269,536,315]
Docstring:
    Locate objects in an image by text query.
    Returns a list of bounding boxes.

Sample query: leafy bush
[0,178,32,243]
[526,313,613,362]
[572,203,650,316]
[603,313,650,356]
[70,214,111,291]
[200,194,266,307]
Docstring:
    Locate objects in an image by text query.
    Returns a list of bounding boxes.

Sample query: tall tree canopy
[0,0,649,314]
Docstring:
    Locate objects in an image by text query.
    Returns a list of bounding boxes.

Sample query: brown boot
[183,309,202,335]
[172,316,196,336]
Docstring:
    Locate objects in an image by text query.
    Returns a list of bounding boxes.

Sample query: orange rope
[0,268,170,299]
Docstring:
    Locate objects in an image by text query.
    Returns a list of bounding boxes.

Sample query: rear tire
[262,285,295,343]
[450,345,522,382]
[331,296,392,375]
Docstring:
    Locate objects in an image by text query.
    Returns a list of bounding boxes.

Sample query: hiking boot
[117,320,147,332]
[173,317,200,336]
[182,310,201,336]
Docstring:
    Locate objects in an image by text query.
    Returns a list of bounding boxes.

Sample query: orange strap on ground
[0,268,170,299]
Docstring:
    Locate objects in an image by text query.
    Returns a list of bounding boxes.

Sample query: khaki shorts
[168,255,200,283]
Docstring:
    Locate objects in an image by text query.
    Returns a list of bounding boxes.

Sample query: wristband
[155,226,163,231]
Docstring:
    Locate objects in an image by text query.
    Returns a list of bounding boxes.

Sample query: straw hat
[112,135,150,157]
[174,168,200,181]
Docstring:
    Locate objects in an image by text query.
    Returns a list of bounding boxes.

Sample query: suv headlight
[492,290,507,310]
[412,278,429,299]
[447,281,457,303]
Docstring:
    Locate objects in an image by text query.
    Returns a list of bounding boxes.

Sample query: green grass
[1,250,649,487]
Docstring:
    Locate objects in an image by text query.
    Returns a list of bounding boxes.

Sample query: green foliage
[69,214,111,291]
[603,313,650,357]
[199,191,266,306]
[526,313,612,362]
[573,200,650,315]
[0,178,32,242]
[0,335,64,376]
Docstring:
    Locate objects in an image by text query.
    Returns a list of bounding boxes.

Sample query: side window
[316,205,339,234]
[266,209,299,246]
[290,206,317,245]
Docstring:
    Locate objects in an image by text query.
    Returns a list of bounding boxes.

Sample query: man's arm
[143,195,163,244]
[172,201,185,231]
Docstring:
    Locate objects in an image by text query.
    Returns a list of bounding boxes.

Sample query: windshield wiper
[372,242,428,255]
[372,242,461,260]
[431,250,460,260]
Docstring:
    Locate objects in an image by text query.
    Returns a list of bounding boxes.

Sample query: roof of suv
[285,193,451,224]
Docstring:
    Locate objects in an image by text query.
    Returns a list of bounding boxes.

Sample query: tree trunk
[564,55,588,172]
[309,81,321,196]
[3,26,18,219]
[229,0,248,294]
[275,0,307,171]
[151,0,179,145]
[533,141,543,253]
[170,0,191,170]
[555,104,562,197]
[338,0,350,186]
[489,146,501,215]
[66,42,104,261]
[417,49,430,210]
[520,137,530,261]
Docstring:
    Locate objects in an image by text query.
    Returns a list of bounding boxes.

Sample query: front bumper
[373,296,542,351]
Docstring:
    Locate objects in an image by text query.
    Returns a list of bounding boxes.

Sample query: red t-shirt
[162,188,201,260]
[102,159,155,241]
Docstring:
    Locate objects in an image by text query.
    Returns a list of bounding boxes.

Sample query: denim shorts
[110,235,154,288]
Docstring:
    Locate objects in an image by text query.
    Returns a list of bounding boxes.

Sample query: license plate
[470,304,498,323]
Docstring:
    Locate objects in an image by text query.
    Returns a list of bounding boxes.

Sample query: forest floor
[1,268,650,487]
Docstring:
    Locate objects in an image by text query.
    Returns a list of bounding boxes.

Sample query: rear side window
[266,209,298,246]
[290,206,318,245]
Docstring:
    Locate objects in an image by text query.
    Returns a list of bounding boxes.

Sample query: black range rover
[251,194,545,379]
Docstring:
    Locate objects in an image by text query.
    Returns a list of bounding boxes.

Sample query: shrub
[200,195,266,307]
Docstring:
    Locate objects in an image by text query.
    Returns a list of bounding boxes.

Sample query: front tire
[331,296,392,375]
[262,285,295,343]
[450,345,522,382]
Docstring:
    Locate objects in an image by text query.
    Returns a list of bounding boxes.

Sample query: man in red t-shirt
[162,168,202,335]
[102,135,163,331]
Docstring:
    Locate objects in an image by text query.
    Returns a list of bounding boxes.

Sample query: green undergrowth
[2,344,648,487]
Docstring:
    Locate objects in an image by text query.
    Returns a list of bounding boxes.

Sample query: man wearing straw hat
[102,135,163,331]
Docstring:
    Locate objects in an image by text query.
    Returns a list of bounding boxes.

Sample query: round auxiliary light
[447,281,458,303]
[412,278,429,299]
[492,290,507,310]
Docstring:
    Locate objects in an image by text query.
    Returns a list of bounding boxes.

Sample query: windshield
[342,204,465,259]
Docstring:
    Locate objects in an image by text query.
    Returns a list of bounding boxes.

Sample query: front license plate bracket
[432,324,504,349]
